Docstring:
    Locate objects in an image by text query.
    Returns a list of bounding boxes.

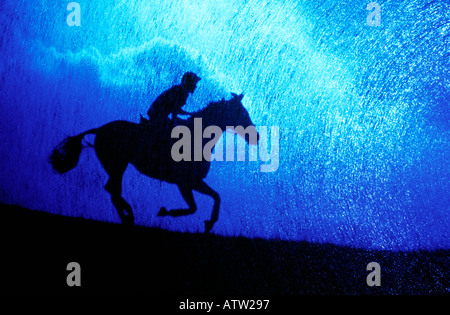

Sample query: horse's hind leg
[157,184,197,218]
[105,173,135,226]
[94,125,136,226]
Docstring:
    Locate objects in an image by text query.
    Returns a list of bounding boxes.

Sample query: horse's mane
[190,98,227,118]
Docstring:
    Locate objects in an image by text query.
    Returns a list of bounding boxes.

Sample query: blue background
[0,0,448,250]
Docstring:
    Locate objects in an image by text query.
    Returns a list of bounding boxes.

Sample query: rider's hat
[182,72,201,86]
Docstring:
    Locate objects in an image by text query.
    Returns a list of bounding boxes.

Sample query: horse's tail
[49,128,98,174]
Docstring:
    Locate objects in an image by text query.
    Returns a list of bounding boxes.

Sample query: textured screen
[0,0,448,255]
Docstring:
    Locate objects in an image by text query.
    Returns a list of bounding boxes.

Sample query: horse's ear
[231,93,244,101]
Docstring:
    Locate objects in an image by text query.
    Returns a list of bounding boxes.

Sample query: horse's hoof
[157,207,169,217]
[204,220,214,234]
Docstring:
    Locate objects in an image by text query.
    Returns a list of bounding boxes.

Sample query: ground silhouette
[1,204,447,296]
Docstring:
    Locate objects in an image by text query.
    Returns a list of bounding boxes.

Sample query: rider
[144,72,201,128]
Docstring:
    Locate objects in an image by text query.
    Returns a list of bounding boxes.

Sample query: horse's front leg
[191,180,220,233]
[157,183,197,217]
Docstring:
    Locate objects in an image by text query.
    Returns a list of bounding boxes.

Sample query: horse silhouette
[49,93,259,233]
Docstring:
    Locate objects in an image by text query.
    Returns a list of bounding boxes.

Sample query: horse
[49,93,259,233]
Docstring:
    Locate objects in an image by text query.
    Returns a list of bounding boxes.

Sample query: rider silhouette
[143,72,201,129]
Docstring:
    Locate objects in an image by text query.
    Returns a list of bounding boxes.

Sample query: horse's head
[222,93,259,145]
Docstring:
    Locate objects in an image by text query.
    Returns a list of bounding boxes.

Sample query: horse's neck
[199,111,226,162]
[193,105,227,131]
[189,106,227,152]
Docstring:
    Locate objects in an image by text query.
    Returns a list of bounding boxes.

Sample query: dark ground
[0,204,448,296]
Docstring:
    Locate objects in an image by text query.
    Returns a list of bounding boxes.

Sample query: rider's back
[147,85,189,122]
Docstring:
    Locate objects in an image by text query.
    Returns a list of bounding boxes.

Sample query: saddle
[139,114,182,129]
[138,114,176,144]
